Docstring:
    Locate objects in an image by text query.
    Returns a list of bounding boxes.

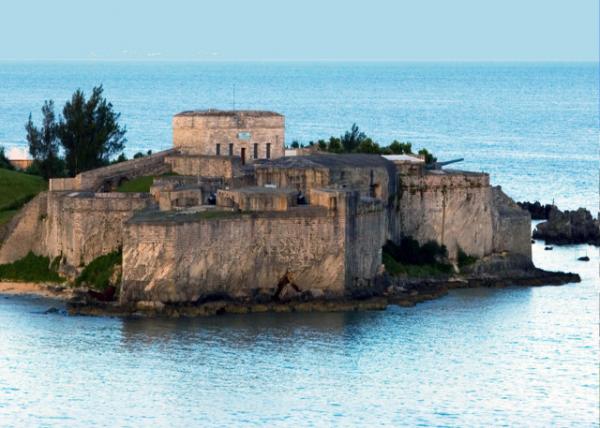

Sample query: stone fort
[0,109,531,306]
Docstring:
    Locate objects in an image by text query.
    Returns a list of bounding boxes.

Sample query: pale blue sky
[1,0,597,61]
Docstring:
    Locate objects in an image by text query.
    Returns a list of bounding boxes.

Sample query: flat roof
[221,186,297,195]
[174,109,283,118]
[255,154,395,170]
[382,154,424,163]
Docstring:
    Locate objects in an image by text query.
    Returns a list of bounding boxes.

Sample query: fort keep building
[0,110,531,306]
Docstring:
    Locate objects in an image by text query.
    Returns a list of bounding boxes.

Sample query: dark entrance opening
[241,148,246,165]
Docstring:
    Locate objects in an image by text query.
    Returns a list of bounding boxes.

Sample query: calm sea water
[0,61,597,210]
[0,62,598,426]
[0,240,597,427]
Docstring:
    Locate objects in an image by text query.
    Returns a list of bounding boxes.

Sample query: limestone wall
[392,171,494,259]
[345,198,387,293]
[120,190,385,304]
[490,186,532,258]
[255,167,330,199]
[217,188,297,212]
[0,192,154,269]
[42,193,154,267]
[121,208,345,304]
[48,149,174,192]
[255,164,394,202]
[165,154,243,178]
[173,112,285,160]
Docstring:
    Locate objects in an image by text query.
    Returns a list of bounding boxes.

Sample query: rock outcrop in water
[517,201,555,220]
[532,207,600,246]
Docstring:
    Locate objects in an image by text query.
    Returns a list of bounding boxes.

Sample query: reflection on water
[0,240,597,427]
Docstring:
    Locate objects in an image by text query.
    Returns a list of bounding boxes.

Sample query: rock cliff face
[533,207,600,245]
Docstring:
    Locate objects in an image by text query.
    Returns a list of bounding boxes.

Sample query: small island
[0,106,579,316]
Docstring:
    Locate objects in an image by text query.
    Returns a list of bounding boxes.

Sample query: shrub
[383,237,447,265]
[457,248,477,267]
[75,250,121,290]
[0,252,64,282]
[382,237,452,277]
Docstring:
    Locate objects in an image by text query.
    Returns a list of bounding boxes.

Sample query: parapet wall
[165,154,243,178]
[49,149,174,192]
[217,188,297,212]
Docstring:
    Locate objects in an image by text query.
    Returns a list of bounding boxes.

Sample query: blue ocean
[0,62,598,427]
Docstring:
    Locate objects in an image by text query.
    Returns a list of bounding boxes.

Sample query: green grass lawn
[116,176,154,193]
[0,168,47,211]
[0,168,47,227]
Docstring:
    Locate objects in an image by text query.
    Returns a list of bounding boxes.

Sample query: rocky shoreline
[66,262,580,317]
[519,201,599,246]
[0,253,581,318]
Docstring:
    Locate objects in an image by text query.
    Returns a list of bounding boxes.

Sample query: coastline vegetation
[457,247,478,268]
[291,124,438,163]
[0,252,64,283]
[75,250,121,291]
[382,238,452,277]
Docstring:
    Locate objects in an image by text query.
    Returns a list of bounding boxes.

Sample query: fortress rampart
[0,108,535,309]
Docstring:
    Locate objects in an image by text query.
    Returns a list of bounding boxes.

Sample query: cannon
[425,158,464,170]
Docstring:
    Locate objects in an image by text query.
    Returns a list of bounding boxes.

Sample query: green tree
[290,140,300,149]
[58,86,126,176]
[340,123,366,153]
[355,138,381,154]
[388,140,412,154]
[327,137,344,153]
[418,148,437,164]
[25,100,64,179]
[0,146,14,170]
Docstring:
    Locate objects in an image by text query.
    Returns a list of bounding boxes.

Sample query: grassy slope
[116,176,154,193]
[0,168,47,226]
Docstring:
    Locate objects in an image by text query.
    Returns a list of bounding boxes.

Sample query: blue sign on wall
[238,132,251,140]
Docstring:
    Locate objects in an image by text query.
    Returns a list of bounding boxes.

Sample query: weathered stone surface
[173,110,285,161]
[217,187,297,212]
[120,191,385,305]
[0,191,155,268]
[49,149,174,192]
[392,170,494,259]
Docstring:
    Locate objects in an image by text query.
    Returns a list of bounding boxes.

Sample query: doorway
[241,148,246,165]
